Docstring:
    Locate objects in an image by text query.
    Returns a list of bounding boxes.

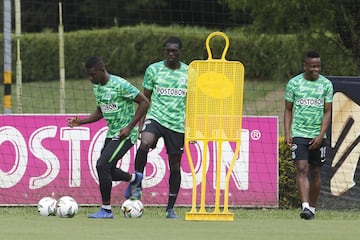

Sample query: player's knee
[96,162,109,174]
[139,140,153,151]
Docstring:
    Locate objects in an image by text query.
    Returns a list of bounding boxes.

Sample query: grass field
[1,207,360,240]
[0,77,286,114]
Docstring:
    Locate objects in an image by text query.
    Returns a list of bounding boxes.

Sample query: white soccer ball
[56,196,79,218]
[37,196,57,216]
[121,199,144,218]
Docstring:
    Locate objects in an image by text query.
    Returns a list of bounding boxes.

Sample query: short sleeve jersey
[143,60,188,133]
[93,74,140,143]
[285,73,333,138]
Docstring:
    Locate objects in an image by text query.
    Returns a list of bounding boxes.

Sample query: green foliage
[278,136,299,209]
[3,0,235,32]
[223,0,360,72]
[1,24,357,83]
[223,0,333,33]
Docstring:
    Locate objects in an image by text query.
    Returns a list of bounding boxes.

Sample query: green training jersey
[93,74,140,143]
[285,73,333,138]
[143,60,188,133]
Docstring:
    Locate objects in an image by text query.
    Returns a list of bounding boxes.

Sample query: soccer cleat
[88,208,114,219]
[124,172,143,199]
[130,187,142,200]
[300,208,315,220]
[166,208,179,219]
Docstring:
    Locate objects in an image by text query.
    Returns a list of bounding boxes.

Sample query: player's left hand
[118,127,131,139]
[66,116,80,127]
[308,136,322,150]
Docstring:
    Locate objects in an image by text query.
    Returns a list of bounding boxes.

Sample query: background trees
[1,0,359,72]
[223,0,360,72]
[2,0,238,32]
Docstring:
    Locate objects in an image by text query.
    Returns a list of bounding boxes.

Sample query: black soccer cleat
[300,208,315,220]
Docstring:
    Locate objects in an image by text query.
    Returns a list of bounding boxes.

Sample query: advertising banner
[0,115,278,207]
[319,76,360,209]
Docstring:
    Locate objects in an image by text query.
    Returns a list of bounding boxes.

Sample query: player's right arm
[67,107,103,127]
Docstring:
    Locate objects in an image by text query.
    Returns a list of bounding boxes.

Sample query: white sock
[302,202,310,210]
[309,206,315,214]
[130,173,136,182]
[102,205,111,210]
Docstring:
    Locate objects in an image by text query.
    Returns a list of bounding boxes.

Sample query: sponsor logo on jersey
[156,87,186,97]
[180,77,187,85]
[296,98,323,106]
[100,103,119,112]
[104,91,112,100]
[317,85,324,94]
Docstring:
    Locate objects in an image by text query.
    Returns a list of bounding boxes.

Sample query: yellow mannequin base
[185,212,234,221]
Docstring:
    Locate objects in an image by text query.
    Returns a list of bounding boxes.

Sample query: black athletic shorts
[291,137,326,166]
[141,119,184,155]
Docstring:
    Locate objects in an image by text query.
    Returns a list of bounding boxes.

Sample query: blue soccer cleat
[124,172,143,199]
[166,208,179,219]
[130,187,142,200]
[88,208,114,219]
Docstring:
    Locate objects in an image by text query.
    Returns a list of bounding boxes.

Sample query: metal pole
[3,0,12,114]
[59,1,66,113]
[15,0,23,113]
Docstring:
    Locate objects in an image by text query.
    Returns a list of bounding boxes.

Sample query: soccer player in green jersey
[284,51,333,220]
[128,36,188,218]
[67,56,149,219]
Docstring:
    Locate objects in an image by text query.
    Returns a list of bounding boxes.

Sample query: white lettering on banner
[60,127,90,187]
[29,126,60,189]
[181,130,249,190]
[180,140,209,189]
[88,126,107,184]
[140,138,167,188]
[145,130,250,190]
[0,126,28,188]
[0,125,250,191]
[86,126,132,187]
[216,129,249,190]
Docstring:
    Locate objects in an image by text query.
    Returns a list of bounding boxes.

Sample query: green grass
[1,76,144,113]
[1,77,285,116]
[1,207,360,240]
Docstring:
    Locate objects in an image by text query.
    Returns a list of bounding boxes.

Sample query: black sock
[166,194,177,211]
[166,171,181,210]
[135,148,148,173]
